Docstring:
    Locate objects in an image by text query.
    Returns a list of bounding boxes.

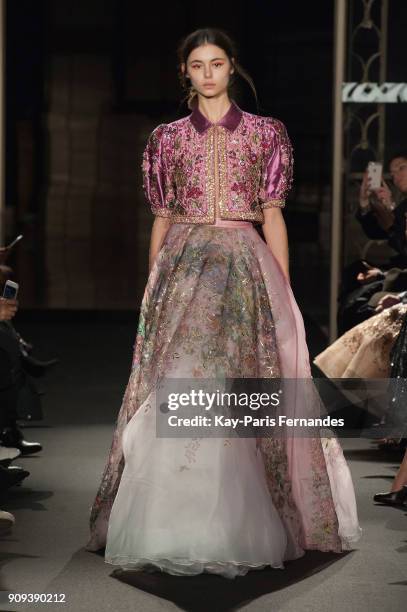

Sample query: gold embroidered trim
[206,126,215,222]
[169,212,219,224]
[260,199,286,209]
[168,209,264,224]
[217,127,228,218]
[152,209,174,217]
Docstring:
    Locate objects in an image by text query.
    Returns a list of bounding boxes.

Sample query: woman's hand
[372,179,393,209]
[0,297,18,321]
[356,266,383,284]
[359,171,371,209]
[374,294,400,313]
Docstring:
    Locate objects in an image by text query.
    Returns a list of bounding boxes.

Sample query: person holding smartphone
[356,152,407,265]
[0,280,43,455]
[0,291,31,499]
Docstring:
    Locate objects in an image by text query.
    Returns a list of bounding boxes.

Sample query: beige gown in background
[314,303,407,378]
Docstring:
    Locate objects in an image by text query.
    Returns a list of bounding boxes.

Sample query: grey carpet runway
[0,316,405,612]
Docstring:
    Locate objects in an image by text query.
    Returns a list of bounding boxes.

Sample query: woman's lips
[203,84,215,87]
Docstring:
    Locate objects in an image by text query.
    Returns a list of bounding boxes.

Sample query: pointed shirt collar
[189,99,243,134]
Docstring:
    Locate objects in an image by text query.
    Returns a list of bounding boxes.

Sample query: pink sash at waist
[212,218,253,228]
[171,218,254,229]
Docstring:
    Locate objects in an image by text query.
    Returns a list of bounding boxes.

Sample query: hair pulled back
[177,27,258,111]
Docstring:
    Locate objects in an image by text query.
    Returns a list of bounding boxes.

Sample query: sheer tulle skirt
[106,425,299,577]
[86,219,361,578]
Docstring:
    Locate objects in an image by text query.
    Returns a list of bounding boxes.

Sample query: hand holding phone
[0,281,19,321]
[367,162,383,191]
[373,179,394,210]
[2,280,19,299]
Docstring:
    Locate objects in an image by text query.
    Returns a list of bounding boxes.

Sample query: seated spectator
[0,246,58,378]
[0,296,43,455]
[356,151,407,266]
[338,262,407,334]
[0,297,29,537]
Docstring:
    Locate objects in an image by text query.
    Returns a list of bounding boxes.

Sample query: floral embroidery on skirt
[86,222,361,566]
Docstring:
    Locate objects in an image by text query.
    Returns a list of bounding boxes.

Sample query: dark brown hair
[387,150,407,167]
[177,27,258,111]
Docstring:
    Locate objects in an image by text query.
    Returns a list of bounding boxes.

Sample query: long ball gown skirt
[314,302,407,379]
[85,217,362,579]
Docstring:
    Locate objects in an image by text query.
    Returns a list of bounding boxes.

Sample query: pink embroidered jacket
[142,99,293,224]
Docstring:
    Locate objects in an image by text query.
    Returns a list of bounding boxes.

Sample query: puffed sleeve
[142,124,176,217]
[258,119,293,209]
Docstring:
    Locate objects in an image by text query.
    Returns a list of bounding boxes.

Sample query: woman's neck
[196,94,232,124]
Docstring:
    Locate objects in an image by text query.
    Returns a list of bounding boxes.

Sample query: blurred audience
[337,152,407,335]
[338,261,407,335]
[356,151,407,267]
[0,243,58,537]
[315,292,407,510]
[315,302,407,379]
[0,295,30,535]
[373,322,407,506]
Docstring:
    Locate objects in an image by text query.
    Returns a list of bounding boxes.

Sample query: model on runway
[85,27,362,579]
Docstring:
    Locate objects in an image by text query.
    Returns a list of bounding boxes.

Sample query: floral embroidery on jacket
[141,100,293,224]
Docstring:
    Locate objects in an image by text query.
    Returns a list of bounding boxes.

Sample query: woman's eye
[214,63,224,67]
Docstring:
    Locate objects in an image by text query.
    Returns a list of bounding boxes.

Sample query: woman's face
[389,157,407,194]
[183,43,233,99]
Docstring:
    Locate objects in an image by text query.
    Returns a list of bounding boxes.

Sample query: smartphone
[4,234,23,250]
[2,280,19,299]
[367,161,383,191]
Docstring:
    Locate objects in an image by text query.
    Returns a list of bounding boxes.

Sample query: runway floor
[0,315,406,612]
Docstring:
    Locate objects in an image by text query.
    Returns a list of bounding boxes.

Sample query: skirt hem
[104,555,292,578]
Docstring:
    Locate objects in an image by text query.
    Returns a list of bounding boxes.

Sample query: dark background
[4,0,406,327]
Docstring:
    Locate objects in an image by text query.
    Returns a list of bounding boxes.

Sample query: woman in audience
[373,311,407,506]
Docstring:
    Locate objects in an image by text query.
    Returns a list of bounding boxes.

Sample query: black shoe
[0,464,30,490]
[0,427,42,456]
[21,355,59,378]
[373,485,407,507]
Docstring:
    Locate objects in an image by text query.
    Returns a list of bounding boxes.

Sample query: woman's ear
[181,62,188,79]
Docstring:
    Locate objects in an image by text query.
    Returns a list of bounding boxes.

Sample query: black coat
[356,198,407,267]
[338,267,407,335]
